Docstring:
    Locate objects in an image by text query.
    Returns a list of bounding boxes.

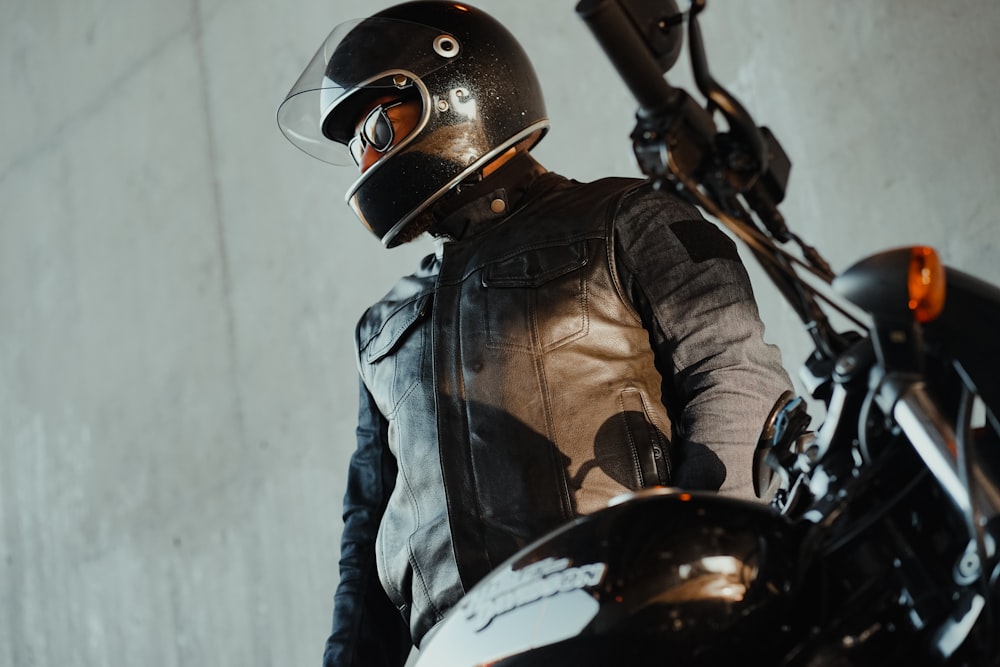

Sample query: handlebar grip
[576,0,679,116]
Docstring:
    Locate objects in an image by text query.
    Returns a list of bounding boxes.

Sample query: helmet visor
[277,17,460,165]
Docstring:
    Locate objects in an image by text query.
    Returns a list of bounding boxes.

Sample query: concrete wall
[2,1,997,665]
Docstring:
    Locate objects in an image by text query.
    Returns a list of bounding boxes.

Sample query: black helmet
[277,1,550,247]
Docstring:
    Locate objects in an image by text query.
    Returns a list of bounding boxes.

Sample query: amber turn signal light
[908,246,946,323]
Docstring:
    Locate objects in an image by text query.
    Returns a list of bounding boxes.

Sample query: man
[277,2,794,665]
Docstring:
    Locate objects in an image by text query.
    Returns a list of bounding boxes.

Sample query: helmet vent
[433,35,460,58]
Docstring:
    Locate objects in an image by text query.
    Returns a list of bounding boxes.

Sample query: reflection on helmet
[277,1,550,247]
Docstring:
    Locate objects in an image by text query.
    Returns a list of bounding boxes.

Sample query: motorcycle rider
[276,2,794,665]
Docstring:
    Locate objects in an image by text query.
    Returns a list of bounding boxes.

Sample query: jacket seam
[607,186,648,326]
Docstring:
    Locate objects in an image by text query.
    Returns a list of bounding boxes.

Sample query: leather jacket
[323,152,792,667]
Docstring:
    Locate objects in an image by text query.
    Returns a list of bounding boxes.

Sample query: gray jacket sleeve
[613,185,793,500]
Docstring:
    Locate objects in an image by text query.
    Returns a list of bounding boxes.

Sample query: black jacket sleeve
[323,377,412,667]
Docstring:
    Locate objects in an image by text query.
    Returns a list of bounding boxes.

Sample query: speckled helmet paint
[277,2,550,246]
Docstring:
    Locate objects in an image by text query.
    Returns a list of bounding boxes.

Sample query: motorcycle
[414,1,1000,664]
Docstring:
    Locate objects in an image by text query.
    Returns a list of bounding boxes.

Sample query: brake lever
[687,0,766,174]
[686,0,794,242]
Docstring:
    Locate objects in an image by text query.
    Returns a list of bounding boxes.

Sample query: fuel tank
[415,488,804,666]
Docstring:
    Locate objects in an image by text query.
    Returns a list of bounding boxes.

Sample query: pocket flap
[482,242,588,288]
[363,293,431,363]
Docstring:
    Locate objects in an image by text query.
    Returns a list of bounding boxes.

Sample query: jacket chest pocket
[360,293,431,416]
[481,242,590,353]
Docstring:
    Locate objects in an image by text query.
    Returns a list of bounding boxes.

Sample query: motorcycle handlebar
[575,0,682,117]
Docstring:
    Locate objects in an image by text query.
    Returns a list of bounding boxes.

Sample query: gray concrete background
[2,1,997,665]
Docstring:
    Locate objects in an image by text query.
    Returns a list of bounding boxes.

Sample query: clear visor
[277,17,460,165]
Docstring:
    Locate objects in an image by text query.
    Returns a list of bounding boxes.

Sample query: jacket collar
[430,151,548,242]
